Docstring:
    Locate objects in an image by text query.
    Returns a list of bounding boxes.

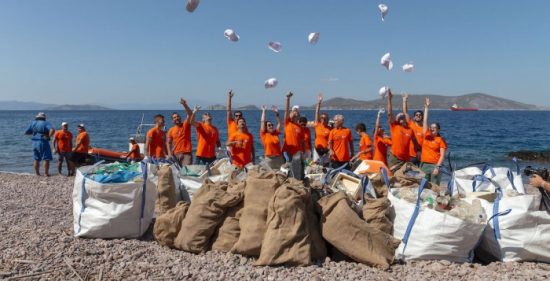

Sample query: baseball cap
[61,122,68,126]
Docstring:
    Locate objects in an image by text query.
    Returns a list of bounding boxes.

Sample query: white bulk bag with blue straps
[72,164,156,238]
[475,188,550,262]
[451,161,525,195]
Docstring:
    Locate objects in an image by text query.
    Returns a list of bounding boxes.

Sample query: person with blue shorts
[24,112,55,176]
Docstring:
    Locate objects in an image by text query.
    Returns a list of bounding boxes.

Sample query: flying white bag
[73,164,156,238]
[384,171,486,262]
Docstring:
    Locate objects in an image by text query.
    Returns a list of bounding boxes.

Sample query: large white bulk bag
[451,162,525,195]
[475,189,550,262]
[72,165,156,238]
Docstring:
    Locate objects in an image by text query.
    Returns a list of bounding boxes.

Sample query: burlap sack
[153,201,190,248]
[211,181,246,252]
[318,192,401,268]
[305,192,327,261]
[174,180,242,253]
[393,163,431,189]
[362,198,393,234]
[231,166,285,256]
[155,165,177,216]
[369,173,394,198]
[256,179,311,266]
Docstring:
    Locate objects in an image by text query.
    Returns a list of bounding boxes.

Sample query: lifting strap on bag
[399,178,428,259]
[139,161,148,235]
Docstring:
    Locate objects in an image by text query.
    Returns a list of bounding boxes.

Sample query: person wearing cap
[145,114,167,160]
[227,118,255,168]
[328,115,354,168]
[190,106,221,166]
[282,92,305,180]
[386,89,414,171]
[306,94,331,161]
[124,137,141,163]
[260,105,284,169]
[52,122,74,176]
[24,112,55,176]
[71,124,90,166]
[420,98,448,185]
[226,89,244,138]
[402,93,423,166]
[166,98,194,166]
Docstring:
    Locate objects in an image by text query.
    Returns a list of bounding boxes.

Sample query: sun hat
[129,137,135,141]
[35,112,46,119]
[402,63,414,72]
[378,4,389,21]
[308,32,320,44]
[379,86,389,97]
[77,124,85,129]
[224,29,240,42]
[61,122,68,126]
[264,78,278,89]
[380,52,393,71]
[268,41,282,52]
[186,0,200,13]
[292,105,300,111]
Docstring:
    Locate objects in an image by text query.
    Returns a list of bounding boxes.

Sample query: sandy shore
[1,172,549,280]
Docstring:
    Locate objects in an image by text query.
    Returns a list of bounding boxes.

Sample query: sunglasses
[267,124,273,127]
[415,113,423,116]
[235,114,242,117]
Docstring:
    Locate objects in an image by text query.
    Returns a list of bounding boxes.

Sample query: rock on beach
[0,172,549,280]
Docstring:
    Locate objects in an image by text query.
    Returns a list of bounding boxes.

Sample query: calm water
[2,110,550,174]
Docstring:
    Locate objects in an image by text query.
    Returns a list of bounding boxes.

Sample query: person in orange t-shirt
[299,116,312,160]
[352,123,373,161]
[145,114,167,160]
[167,98,194,166]
[260,105,284,169]
[53,122,74,176]
[226,89,244,138]
[124,137,141,162]
[192,107,221,166]
[386,89,413,171]
[306,94,331,163]
[402,93,423,165]
[71,124,90,167]
[328,114,354,168]
[227,118,255,168]
[282,92,305,179]
[373,111,392,165]
[420,98,448,185]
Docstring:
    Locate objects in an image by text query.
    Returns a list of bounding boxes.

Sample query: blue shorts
[32,140,53,161]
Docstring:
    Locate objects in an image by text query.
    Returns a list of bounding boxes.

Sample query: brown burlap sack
[153,201,190,248]
[155,165,177,216]
[369,172,394,198]
[211,181,246,253]
[318,192,401,268]
[305,191,327,261]
[393,163,431,189]
[231,166,285,256]
[173,180,242,253]
[255,179,311,266]
[362,198,393,234]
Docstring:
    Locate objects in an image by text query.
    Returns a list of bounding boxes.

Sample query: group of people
[143,89,447,184]
[24,112,90,176]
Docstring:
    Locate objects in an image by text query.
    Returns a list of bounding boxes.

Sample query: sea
[2,110,550,175]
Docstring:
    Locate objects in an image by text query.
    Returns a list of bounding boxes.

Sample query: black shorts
[71,152,88,164]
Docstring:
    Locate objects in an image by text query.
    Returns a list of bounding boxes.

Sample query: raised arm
[272,106,281,131]
[190,105,200,126]
[423,97,430,132]
[310,93,322,127]
[402,93,411,123]
[387,89,394,125]
[374,110,382,138]
[260,105,267,133]
[284,91,293,122]
[226,89,234,124]
[180,98,193,123]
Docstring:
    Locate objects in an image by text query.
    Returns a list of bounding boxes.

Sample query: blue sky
[0,0,549,107]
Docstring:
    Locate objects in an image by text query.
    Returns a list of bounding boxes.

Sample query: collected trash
[87,162,141,183]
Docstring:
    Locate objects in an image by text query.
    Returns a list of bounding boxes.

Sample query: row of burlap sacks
[153,165,401,268]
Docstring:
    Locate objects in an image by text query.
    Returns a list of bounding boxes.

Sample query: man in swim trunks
[24,112,55,176]
[52,122,74,176]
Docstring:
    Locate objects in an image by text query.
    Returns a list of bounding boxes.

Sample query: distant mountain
[203,104,260,110]
[0,100,55,110]
[308,93,543,110]
[46,104,112,110]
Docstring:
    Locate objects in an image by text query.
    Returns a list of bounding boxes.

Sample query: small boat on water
[450,104,479,111]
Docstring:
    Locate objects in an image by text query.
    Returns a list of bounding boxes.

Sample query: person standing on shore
[299,116,312,160]
[386,89,413,171]
[282,92,305,179]
[24,112,55,176]
[306,94,331,161]
[192,107,221,166]
[226,89,244,138]
[260,105,284,169]
[402,93,423,166]
[227,118,255,168]
[72,124,90,167]
[352,122,373,161]
[420,98,448,185]
[52,122,74,176]
[328,115,354,168]
[373,110,392,166]
[145,114,167,160]
[167,98,194,166]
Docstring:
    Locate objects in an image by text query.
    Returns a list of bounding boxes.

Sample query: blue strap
[77,175,87,234]
[400,178,428,258]
[506,170,518,191]
[447,174,455,196]
[472,174,489,192]
[381,167,391,193]
[321,162,349,185]
[512,157,520,175]
[491,188,507,240]
[139,162,148,235]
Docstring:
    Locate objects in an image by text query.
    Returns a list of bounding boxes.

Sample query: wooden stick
[64,259,84,281]
[11,259,37,264]
[5,270,53,280]
[83,268,91,281]
[97,268,103,281]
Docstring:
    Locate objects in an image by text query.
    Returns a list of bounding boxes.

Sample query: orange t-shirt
[282,119,304,155]
[146,127,166,158]
[373,135,392,165]
[408,120,424,157]
[128,143,141,159]
[196,122,219,158]
[314,123,331,150]
[261,130,281,157]
[421,132,448,164]
[167,121,192,154]
[303,127,312,151]
[328,127,353,162]
[229,131,254,168]
[390,122,413,161]
[75,131,89,153]
[227,119,238,137]
[54,130,72,153]
[359,134,373,160]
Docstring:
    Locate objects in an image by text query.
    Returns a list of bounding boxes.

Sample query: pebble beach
[1,172,549,280]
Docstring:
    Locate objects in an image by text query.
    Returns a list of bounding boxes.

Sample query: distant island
[47,104,112,111]
[0,101,112,111]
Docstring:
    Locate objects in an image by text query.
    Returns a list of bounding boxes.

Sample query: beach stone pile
[1,173,549,280]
